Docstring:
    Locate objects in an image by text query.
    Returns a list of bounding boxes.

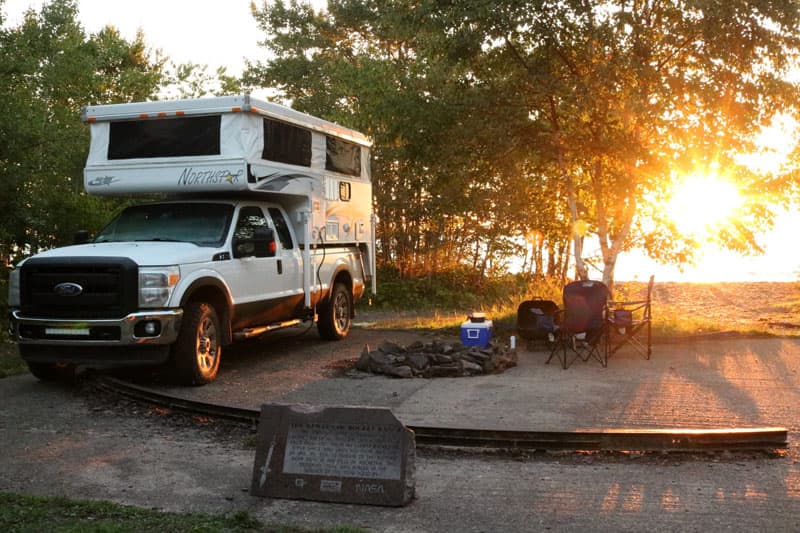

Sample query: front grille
[20,257,138,319]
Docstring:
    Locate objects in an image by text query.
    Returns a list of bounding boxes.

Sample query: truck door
[268,206,303,300]
[227,205,299,327]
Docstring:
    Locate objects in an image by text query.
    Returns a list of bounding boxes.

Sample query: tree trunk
[550,97,588,281]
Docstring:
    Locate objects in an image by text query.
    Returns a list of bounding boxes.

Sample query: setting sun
[666,173,743,237]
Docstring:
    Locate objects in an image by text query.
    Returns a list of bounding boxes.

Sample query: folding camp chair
[606,275,654,361]
[516,299,559,350]
[547,280,610,369]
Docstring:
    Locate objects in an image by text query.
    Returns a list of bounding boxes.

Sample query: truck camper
[8,95,376,385]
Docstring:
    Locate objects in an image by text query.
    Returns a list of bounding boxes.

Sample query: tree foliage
[0,0,167,263]
[245,0,800,289]
[0,0,238,267]
[244,0,570,282]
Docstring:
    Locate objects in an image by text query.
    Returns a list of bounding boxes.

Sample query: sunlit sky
[2,0,269,77]
[3,0,799,282]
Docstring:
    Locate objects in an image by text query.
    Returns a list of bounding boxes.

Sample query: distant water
[616,210,800,282]
[616,247,799,282]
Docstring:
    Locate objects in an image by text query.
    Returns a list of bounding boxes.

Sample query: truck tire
[318,282,352,340]
[173,300,221,385]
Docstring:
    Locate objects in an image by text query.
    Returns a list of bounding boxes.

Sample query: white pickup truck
[7,95,376,385]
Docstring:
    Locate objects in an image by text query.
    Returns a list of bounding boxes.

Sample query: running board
[233,319,303,340]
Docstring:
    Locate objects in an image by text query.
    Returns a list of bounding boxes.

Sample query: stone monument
[250,404,416,506]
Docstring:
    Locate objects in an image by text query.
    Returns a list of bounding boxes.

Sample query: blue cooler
[460,312,493,348]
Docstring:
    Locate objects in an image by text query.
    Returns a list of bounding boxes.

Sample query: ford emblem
[53,282,83,297]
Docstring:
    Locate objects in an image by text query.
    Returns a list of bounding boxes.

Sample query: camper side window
[325,137,361,177]
[108,116,220,159]
[263,118,312,167]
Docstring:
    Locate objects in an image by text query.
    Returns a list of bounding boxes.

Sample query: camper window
[325,137,361,177]
[263,118,312,167]
[108,116,220,159]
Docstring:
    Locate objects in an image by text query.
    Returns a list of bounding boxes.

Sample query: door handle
[277,259,283,275]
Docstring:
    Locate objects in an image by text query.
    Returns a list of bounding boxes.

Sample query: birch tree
[245,0,800,289]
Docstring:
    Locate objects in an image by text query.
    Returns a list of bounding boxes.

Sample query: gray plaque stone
[250,404,416,506]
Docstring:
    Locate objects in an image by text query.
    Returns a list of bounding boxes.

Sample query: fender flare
[179,277,234,345]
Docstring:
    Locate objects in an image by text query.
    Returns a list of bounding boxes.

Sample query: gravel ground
[2,325,800,532]
[3,282,800,531]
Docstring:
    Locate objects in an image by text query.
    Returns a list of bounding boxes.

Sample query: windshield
[95,203,233,247]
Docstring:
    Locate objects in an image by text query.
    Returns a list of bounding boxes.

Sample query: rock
[461,360,483,375]
[424,363,463,378]
[356,346,372,372]
[368,351,396,373]
[379,341,405,354]
[405,354,430,371]
[440,344,455,355]
[465,349,490,362]
[352,337,516,379]
[406,341,425,352]
[431,353,454,364]
[385,365,414,379]
[460,354,483,366]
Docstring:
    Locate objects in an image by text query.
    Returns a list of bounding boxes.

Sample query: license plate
[45,327,90,336]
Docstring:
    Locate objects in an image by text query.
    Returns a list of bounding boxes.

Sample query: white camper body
[82,94,376,298]
[8,95,375,385]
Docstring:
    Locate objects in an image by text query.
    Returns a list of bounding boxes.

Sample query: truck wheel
[173,301,221,385]
[318,282,352,340]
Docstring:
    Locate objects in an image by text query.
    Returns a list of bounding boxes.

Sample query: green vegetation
[0,343,26,378]
[370,267,562,312]
[3,1,799,291]
[245,0,800,288]
[0,492,366,533]
[363,276,800,340]
[0,0,237,272]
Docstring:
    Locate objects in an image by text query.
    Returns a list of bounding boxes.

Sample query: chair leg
[545,335,569,369]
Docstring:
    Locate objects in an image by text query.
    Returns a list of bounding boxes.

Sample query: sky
[2,0,270,77]
[3,1,799,282]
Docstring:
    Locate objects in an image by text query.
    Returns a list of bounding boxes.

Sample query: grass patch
[0,343,26,378]
[361,278,799,340]
[0,492,366,533]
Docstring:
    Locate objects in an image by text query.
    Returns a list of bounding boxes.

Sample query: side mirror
[74,230,91,244]
[233,227,277,258]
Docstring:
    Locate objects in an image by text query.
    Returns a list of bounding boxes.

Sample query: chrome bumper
[9,309,183,346]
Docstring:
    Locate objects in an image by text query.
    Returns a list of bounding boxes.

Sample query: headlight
[138,266,180,308]
[7,268,20,307]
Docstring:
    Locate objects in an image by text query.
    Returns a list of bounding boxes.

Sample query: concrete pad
[179,333,800,433]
